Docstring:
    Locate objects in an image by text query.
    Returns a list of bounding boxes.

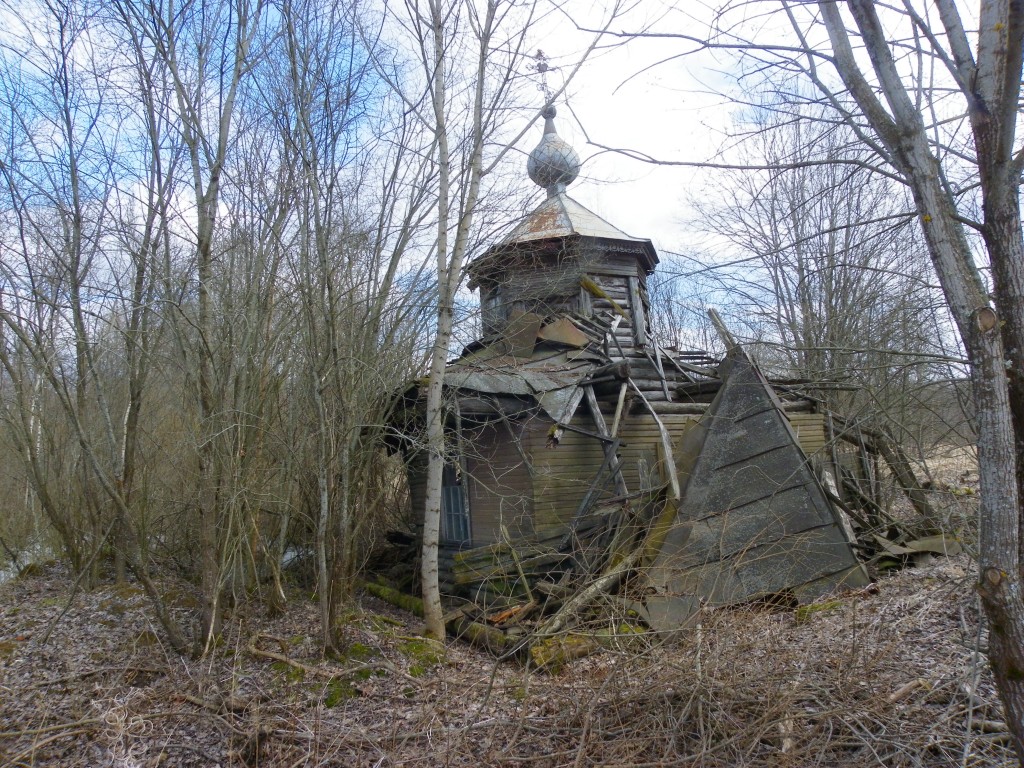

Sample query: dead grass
[0,547,1015,767]
[558,561,1007,767]
[0,453,1009,766]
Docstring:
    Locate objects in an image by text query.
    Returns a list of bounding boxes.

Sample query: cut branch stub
[975,306,999,333]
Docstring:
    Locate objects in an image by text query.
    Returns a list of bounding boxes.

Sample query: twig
[28,666,165,690]
[180,692,249,714]
[0,718,103,737]
[39,519,116,645]
[6,727,96,764]
[0,535,22,571]
[247,639,410,682]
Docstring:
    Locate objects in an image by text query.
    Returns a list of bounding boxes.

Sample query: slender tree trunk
[404,0,604,639]
[421,316,451,640]
[970,304,1024,758]
[419,0,453,641]
[815,4,1024,755]
[982,184,1024,538]
[313,382,334,652]
[196,186,222,653]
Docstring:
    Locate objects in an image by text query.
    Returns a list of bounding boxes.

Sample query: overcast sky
[502,1,744,260]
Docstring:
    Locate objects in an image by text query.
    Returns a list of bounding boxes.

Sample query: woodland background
[3,0,1020,763]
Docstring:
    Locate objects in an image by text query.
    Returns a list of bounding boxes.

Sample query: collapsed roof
[379,104,936,662]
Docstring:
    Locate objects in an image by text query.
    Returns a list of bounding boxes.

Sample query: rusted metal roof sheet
[441,314,609,422]
[466,193,660,288]
[446,363,595,423]
[537,317,590,348]
[445,364,592,393]
[500,193,651,245]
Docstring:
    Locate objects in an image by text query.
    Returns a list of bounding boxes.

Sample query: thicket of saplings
[0,357,416,597]
[0,357,975,597]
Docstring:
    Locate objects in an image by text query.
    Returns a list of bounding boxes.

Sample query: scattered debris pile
[383,334,960,668]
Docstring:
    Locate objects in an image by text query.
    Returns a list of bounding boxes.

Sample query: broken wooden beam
[580,360,631,384]
[708,307,738,349]
[584,384,629,497]
[834,418,938,526]
[532,547,643,639]
[638,400,814,416]
[451,550,565,585]
[633,402,708,415]
[627,380,681,499]
[610,382,628,437]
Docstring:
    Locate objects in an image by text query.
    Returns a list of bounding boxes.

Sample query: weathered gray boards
[390,106,869,631]
[645,349,868,629]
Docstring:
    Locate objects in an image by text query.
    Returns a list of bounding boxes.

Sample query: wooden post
[627,276,647,347]
[584,385,628,496]
[610,382,628,437]
[628,379,681,500]
[707,307,738,350]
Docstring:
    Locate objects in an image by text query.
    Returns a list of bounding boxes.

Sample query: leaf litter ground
[0,547,1017,767]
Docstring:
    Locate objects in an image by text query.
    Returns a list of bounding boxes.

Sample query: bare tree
[110,0,273,653]
[601,1,1024,754]
[0,0,189,650]
[273,0,435,651]
[384,0,527,638]
[384,0,623,639]
[382,0,589,638]
[815,4,1024,751]
[690,105,966,458]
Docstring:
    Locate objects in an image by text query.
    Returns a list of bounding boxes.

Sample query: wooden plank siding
[785,413,829,457]
[462,420,534,547]
[586,272,638,357]
[415,399,829,591]
[521,414,607,535]
[408,451,428,537]
[413,410,826,541]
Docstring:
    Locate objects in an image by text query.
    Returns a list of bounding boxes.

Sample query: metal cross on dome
[533,49,553,103]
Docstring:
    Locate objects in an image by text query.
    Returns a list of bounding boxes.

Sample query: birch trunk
[419,0,494,639]
[818,2,1024,756]
[401,0,611,638]
[419,0,453,640]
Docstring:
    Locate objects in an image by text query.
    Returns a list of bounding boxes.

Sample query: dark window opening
[441,464,471,545]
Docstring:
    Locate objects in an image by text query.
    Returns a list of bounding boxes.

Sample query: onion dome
[526,105,580,197]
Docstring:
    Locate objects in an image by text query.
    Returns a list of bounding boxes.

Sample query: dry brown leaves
[0,551,1016,767]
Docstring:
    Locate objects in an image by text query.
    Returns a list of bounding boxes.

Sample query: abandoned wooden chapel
[388,105,881,639]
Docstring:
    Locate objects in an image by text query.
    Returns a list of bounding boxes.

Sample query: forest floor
[1,549,1018,767]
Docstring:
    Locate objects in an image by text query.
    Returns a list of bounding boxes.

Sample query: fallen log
[362,580,510,656]
[362,580,424,615]
[529,633,601,671]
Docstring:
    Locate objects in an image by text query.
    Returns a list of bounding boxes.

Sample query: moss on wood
[361,580,510,656]
[529,633,601,672]
[580,277,627,318]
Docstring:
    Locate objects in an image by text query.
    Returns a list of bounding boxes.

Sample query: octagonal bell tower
[467,105,659,356]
